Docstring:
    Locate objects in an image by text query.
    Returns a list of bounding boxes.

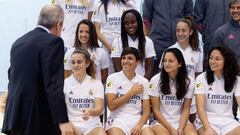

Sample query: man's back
[3,27,66,135]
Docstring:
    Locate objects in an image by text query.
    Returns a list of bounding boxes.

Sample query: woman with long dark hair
[52,0,95,49]
[168,16,203,123]
[64,19,109,83]
[195,45,240,135]
[92,0,136,73]
[149,48,197,135]
[111,9,155,80]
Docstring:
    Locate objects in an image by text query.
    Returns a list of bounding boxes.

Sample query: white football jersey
[169,42,203,78]
[92,0,136,47]
[64,75,104,126]
[148,73,195,125]
[105,71,149,119]
[53,0,95,48]
[111,36,156,76]
[194,72,240,125]
[64,47,109,81]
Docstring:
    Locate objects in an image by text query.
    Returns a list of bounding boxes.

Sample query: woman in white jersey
[64,19,109,83]
[105,47,154,135]
[52,0,95,49]
[169,16,203,123]
[64,49,106,135]
[170,16,203,78]
[111,9,155,80]
[92,0,136,73]
[195,45,240,135]
[149,48,197,135]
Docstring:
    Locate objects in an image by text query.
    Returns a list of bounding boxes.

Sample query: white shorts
[74,122,103,135]
[106,117,149,135]
[195,118,240,135]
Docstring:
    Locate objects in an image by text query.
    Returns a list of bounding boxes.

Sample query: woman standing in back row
[64,19,109,83]
[52,0,95,50]
[92,0,136,73]
[111,9,155,80]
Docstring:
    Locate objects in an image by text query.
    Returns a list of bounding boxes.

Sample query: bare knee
[184,124,198,135]
[88,127,106,135]
[141,127,154,135]
[152,125,170,135]
[107,127,125,135]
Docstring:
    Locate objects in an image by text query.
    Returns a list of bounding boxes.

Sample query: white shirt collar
[37,25,51,33]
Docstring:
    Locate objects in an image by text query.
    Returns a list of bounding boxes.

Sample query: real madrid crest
[91,54,96,61]
[65,0,72,4]
[196,83,202,88]
[89,89,93,96]
[107,81,112,88]
[149,83,154,90]
[111,46,115,52]
[191,57,194,63]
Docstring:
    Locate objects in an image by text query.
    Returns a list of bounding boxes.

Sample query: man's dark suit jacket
[2,27,69,135]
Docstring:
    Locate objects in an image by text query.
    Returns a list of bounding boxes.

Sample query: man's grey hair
[37,4,64,29]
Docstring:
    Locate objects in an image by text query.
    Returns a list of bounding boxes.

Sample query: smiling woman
[105,47,154,135]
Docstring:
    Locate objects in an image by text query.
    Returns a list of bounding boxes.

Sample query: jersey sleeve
[142,79,150,99]
[64,49,73,70]
[195,51,203,73]
[128,0,137,10]
[234,76,240,97]
[194,73,206,95]
[100,49,110,69]
[148,74,161,97]
[63,78,69,95]
[184,77,195,99]
[52,0,60,4]
[88,0,95,11]
[92,3,103,23]
[111,38,122,58]
[105,74,117,94]
[145,37,156,58]
[95,80,104,99]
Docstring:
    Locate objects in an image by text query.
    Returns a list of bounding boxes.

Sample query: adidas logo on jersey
[88,89,93,96]
[117,86,122,90]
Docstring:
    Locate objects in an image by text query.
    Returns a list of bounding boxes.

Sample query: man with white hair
[2,5,74,135]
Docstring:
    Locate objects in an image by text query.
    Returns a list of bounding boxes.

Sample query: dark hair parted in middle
[121,47,142,61]
[74,19,100,50]
[121,9,146,62]
[206,45,240,92]
[160,48,190,100]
